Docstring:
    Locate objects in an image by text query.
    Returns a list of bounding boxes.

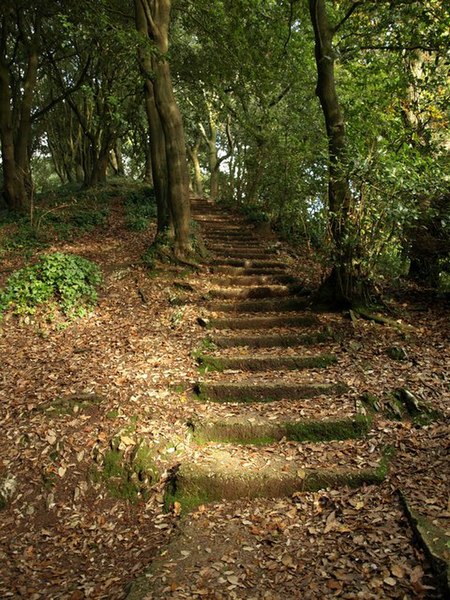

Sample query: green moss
[197,356,225,374]
[377,445,395,479]
[95,440,159,503]
[163,488,213,514]
[192,416,371,445]
[285,416,371,442]
[43,394,103,417]
[191,338,218,360]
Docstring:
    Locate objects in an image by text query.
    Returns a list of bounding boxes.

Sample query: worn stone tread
[211,258,288,269]
[200,314,319,330]
[208,274,302,286]
[195,380,347,402]
[210,266,290,276]
[210,331,332,348]
[208,298,309,314]
[198,353,337,372]
[208,284,305,299]
[166,442,387,509]
[190,413,371,444]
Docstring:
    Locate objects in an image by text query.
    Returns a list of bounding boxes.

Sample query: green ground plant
[123,187,157,231]
[0,252,101,319]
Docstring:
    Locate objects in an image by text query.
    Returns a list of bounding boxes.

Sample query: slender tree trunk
[309,0,370,307]
[110,142,125,177]
[143,132,153,184]
[144,80,171,235]
[188,137,203,197]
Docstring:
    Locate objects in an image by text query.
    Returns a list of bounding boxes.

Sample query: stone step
[211,258,286,269]
[206,231,258,238]
[195,380,347,402]
[198,353,337,373]
[198,314,319,330]
[208,274,302,286]
[205,237,262,245]
[165,441,387,510]
[207,242,270,249]
[209,267,295,277]
[208,284,305,299]
[207,297,309,313]
[209,248,277,259]
[190,413,371,444]
[211,331,333,348]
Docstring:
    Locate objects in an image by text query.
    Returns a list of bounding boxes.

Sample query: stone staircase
[125,198,448,600]
[166,198,387,511]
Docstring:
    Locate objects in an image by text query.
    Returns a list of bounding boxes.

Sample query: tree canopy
[0,0,448,298]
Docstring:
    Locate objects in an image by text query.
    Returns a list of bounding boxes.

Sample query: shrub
[0,252,101,319]
[124,187,157,231]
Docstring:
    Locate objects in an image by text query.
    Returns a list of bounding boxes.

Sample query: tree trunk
[110,142,125,177]
[309,0,371,308]
[144,80,171,235]
[0,13,39,213]
[188,138,203,197]
[143,132,153,184]
[135,0,191,259]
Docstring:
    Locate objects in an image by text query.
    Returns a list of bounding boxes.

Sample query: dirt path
[0,196,448,599]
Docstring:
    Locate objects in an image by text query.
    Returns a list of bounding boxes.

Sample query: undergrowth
[123,187,156,231]
[0,252,101,320]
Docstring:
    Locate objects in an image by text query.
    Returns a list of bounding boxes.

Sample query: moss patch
[285,415,371,442]
[360,390,442,425]
[91,437,159,503]
[41,393,104,417]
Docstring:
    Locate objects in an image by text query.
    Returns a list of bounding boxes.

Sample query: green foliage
[123,187,157,231]
[0,252,101,319]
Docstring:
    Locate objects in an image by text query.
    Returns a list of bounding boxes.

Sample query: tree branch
[31,56,91,122]
[332,1,364,34]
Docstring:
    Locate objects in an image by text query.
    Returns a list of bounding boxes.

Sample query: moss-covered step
[208,284,305,300]
[195,380,347,402]
[400,493,450,597]
[210,248,277,259]
[211,331,333,348]
[190,413,371,444]
[210,266,289,276]
[207,241,264,249]
[207,298,309,314]
[205,231,259,240]
[165,443,388,511]
[207,241,271,250]
[211,258,288,269]
[208,274,301,287]
[199,314,319,330]
[198,353,337,372]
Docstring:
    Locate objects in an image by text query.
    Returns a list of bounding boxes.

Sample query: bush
[124,187,157,231]
[0,252,102,319]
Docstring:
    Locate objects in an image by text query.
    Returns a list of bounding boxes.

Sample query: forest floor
[0,192,448,600]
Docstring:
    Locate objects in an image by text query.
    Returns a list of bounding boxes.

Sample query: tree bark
[309,0,370,307]
[0,11,40,212]
[188,137,203,197]
[135,0,191,259]
[144,80,171,235]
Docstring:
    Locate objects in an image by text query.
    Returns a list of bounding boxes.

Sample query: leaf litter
[0,198,448,599]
